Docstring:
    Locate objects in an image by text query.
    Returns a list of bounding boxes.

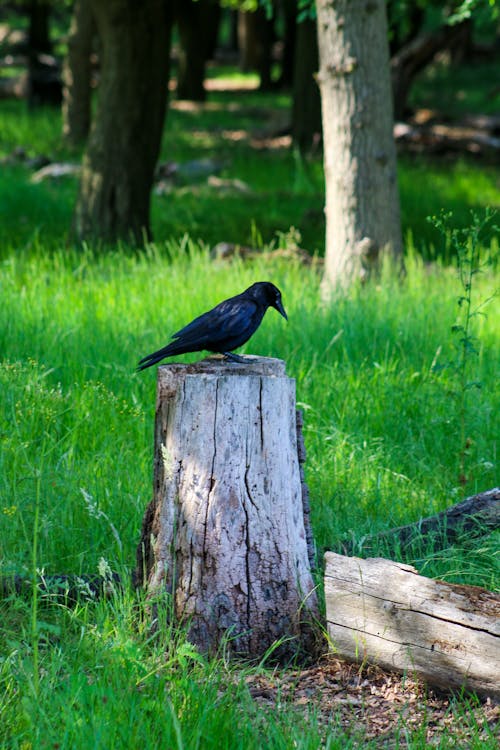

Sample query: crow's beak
[275,299,288,321]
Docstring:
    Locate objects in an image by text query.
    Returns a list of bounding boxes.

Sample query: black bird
[137,281,287,371]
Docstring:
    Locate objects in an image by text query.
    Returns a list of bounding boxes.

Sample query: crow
[137,281,287,371]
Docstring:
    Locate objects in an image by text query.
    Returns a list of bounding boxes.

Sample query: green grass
[0,246,498,747]
[0,590,332,749]
[1,246,498,570]
[1,63,499,748]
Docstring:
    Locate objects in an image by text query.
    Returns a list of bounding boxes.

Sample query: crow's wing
[171,295,259,348]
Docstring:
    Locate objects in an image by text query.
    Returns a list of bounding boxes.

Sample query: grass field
[0,62,499,748]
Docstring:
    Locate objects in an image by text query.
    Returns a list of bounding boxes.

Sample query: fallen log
[395,120,500,157]
[325,552,500,700]
[0,571,121,604]
[340,487,500,556]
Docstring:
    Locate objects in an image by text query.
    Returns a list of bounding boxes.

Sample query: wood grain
[325,552,500,699]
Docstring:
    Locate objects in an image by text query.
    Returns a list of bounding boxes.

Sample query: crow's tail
[137,342,178,371]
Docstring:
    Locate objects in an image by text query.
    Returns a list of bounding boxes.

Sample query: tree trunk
[292,18,321,153]
[62,0,96,146]
[387,0,425,56]
[316,0,403,290]
[135,357,319,660]
[325,553,500,699]
[175,0,220,102]
[237,9,274,91]
[73,0,173,245]
[226,9,239,54]
[27,0,61,107]
[277,0,296,88]
[28,0,51,53]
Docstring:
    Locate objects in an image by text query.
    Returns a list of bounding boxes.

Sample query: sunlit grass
[0,243,498,748]
[1,244,498,579]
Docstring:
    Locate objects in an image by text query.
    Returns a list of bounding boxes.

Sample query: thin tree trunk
[27,0,61,107]
[277,0,297,88]
[238,9,274,90]
[316,0,403,290]
[391,21,472,119]
[62,0,95,146]
[292,18,321,153]
[73,0,173,244]
[176,0,220,101]
[27,0,51,55]
[387,0,425,56]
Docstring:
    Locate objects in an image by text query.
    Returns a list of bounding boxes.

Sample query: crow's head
[249,281,288,320]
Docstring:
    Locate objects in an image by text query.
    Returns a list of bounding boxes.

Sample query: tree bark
[292,18,321,153]
[316,0,403,290]
[62,0,96,146]
[73,0,173,245]
[28,0,52,56]
[339,488,500,556]
[325,553,500,699]
[237,9,274,91]
[27,0,61,107]
[277,0,296,88]
[175,0,220,102]
[135,356,319,660]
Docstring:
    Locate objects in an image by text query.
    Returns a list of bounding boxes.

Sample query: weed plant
[429,209,498,489]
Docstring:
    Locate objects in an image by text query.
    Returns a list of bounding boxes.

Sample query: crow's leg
[222,352,247,363]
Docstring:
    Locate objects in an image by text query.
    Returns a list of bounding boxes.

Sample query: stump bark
[135,356,319,659]
[325,552,500,699]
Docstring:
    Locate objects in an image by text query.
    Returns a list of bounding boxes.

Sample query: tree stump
[135,356,319,659]
[325,553,500,699]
